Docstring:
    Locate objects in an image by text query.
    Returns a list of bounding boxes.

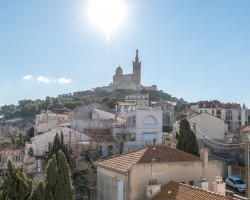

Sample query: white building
[173,112,228,150]
[124,107,163,151]
[30,127,90,156]
[191,103,248,130]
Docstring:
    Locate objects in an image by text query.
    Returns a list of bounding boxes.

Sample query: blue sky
[0,0,249,107]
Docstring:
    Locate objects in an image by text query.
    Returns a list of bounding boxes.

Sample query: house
[124,94,149,107]
[34,110,70,136]
[95,145,222,200]
[30,127,90,156]
[0,149,37,178]
[84,128,116,157]
[191,103,248,131]
[173,112,229,151]
[124,106,163,152]
[152,180,237,200]
[71,105,114,133]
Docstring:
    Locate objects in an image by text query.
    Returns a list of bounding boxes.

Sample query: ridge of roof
[95,145,200,174]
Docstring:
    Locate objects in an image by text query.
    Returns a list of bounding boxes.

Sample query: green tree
[1,161,32,200]
[29,182,45,200]
[49,132,70,165]
[176,119,199,156]
[45,151,74,200]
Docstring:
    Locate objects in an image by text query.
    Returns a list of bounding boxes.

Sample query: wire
[195,126,240,146]
[195,130,241,150]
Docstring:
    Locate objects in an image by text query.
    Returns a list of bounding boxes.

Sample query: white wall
[187,113,227,140]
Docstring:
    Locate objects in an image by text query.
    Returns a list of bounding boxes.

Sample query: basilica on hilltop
[95,50,157,92]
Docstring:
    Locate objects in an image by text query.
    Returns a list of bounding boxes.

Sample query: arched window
[143,116,157,125]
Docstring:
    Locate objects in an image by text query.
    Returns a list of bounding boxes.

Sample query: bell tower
[133,49,141,85]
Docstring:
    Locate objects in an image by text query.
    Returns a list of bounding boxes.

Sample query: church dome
[116,66,123,75]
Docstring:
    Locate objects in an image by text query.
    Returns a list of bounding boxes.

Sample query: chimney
[196,177,209,191]
[153,138,156,145]
[146,179,161,199]
[212,176,226,196]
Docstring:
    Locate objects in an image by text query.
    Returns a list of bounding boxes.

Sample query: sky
[0,0,249,107]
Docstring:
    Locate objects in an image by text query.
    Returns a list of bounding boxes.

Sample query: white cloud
[36,76,50,83]
[57,77,72,84]
[22,75,33,80]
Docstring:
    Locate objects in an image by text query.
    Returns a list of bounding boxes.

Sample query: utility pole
[246,141,250,197]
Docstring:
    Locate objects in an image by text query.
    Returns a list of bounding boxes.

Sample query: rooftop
[95,145,200,174]
[0,149,24,156]
[153,181,238,200]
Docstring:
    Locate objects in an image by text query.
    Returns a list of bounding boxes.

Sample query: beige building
[34,110,70,136]
[0,149,37,178]
[95,145,222,200]
[95,50,157,92]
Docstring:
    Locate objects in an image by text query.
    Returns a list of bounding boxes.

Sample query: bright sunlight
[87,0,127,40]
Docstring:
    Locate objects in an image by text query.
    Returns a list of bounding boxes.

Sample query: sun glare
[87,0,127,40]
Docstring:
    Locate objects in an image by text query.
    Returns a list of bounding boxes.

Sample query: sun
[87,0,127,40]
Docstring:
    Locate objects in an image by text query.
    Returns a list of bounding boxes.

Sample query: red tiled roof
[153,181,238,200]
[0,149,24,156]
[242,126,250,132]
[84,128,115,143]
[95,145,200,174]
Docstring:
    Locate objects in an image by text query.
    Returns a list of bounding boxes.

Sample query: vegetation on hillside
[0,89,188,120]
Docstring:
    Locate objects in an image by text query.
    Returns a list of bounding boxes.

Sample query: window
[212,110,214,115]
[143,116,157,125]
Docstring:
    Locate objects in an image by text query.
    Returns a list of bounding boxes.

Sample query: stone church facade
[95,50,157,92]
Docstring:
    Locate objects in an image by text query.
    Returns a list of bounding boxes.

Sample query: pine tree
[1,160,32,200]
[45,151,74,200]
[29,182,45,200]
[176,119,199,156]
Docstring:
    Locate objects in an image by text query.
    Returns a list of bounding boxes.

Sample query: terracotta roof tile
[153,181,238,200]
[84,128,115,143]
[0,149,24,156]
[95,145,200,174]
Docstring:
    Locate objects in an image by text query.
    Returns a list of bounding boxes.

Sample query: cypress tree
[49,132,70,165]
[54,151,74,200]
[29,181,45,200]
[45,154,58,200]
[1,160,32,200]
[45,151,74,200]
[49,133,60,160]
[176,119,199,156]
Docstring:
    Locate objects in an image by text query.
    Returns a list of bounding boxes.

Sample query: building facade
[191,103,248,130]
[125,107,163,145]
[95,146,222,200]
[95,50,157,92]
